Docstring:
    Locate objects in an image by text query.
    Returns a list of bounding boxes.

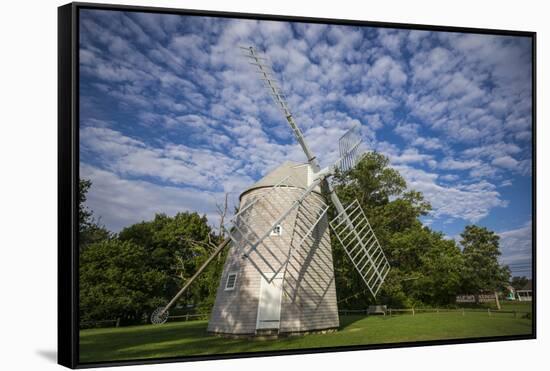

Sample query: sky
[79,9,533,277]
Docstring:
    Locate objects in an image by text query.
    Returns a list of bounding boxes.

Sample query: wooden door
[256,274,283,330]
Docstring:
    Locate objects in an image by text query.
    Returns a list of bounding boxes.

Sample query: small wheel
[151,306,169,324]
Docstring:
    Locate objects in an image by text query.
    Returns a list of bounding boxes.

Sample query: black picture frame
[58,2,536,368]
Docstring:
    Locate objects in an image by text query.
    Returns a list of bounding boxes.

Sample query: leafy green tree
[79,179,93,227]
[78,178,110,250]
[460,225,511,300]
[386,228,464,306]
[79,239,167,325]
[510,276,529,290]
[78,180,226,325]
[118,212,225,313]
[334,152,406,207]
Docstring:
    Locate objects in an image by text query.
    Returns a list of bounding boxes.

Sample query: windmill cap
[239,161,321,201]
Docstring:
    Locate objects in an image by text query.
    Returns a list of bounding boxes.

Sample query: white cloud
[395,165,506,222]
[469,163,498,179]
[492,155,520,170]
[394,122,419,140]
[439,157,481,170]
[368,56,407,87]
[412,136,443,150]
[407,30,430,51]
[499,179,513,187]
[81,164,232,233]
[405,33,532,159]
[410,46,455,83]
[440,174,459,182]
[394,123,443,151]
[80,126,255,194]
[378,29,405,54]
[393,148,433,165]
[343,93,396,112]
[462,142,521,159]
[499,221,532,274]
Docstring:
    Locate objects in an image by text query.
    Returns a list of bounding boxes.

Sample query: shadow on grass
[81,319,348,362]
[339,315,365,329]
[339,314,391,330]
[80,312,533,363]
[81,316,390,362]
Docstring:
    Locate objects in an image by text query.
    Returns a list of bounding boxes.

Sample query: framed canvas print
[58,2,536,368]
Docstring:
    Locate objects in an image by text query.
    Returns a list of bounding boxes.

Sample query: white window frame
[225,272,238,291]
[270,224,283,236]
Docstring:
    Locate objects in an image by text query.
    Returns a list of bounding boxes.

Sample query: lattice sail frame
[241,46,292,117]
[225,175,327,283]
[329,199,390,297]
[337,125,362,172]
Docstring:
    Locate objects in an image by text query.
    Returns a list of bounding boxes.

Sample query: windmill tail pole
[158,238,231,317]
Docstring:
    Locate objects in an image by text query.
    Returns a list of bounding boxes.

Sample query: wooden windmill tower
[151,47,390,337]
[207,161,338,335]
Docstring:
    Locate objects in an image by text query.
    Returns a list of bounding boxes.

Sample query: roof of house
[239,161,321,200]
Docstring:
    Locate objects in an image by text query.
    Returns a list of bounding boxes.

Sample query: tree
[78,178,110,250]
[333,152,407,208]
[79,239,167,325]
[511,276,529,290]
[78,180,228,325]
[79,179,93,228]
[387,228,464,306]
[118,212,225,313]
[460,225,511,308]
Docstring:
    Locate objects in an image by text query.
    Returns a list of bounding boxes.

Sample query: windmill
[151,46,390,336]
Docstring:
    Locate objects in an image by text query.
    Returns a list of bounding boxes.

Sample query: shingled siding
[280,195,339,333]
[207,186,339,335]
[207,188,297,334]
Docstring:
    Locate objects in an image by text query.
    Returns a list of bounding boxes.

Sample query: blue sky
[79,9,533,277]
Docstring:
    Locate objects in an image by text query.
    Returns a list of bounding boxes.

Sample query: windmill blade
[337,124,363,172]
[226,175,325,283]
[241,46,320,170]
[244,53,292,124]
[329,198,390,298]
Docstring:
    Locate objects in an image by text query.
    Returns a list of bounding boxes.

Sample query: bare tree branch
[215,193,229,240]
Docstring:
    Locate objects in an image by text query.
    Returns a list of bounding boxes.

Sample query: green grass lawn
[498,301,533,312]
[80,302,532,363]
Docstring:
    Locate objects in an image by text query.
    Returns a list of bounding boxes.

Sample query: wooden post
[185,314,189,321]
[116,318,120,328]
[389,308,392,317]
